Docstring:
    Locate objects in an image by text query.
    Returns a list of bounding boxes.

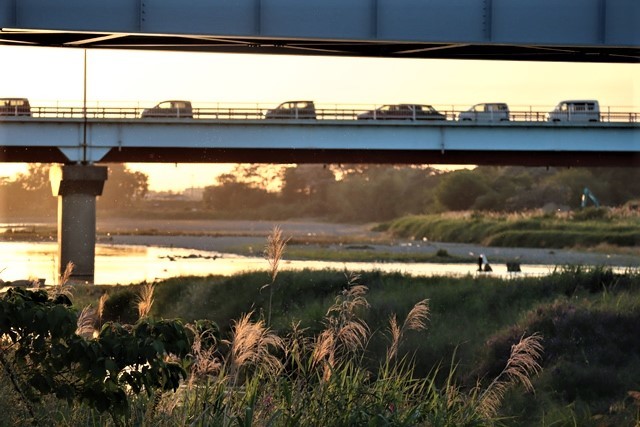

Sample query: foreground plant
[262,225,289,327]
[0,287,190,425]
[475,333,544,419]
[0,225,551,426]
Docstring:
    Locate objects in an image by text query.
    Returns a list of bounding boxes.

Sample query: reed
[187,323,222,386]
[96,292,108,329]
[226,311,284,385]
[136,282,155,319]
[312,275,370,380]
[262,225,289,326]
[386,298,430,362]
[476,332,544,418]
[48,261,74,300]
[75,304,97,338]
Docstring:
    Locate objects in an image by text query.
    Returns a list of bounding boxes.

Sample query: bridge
[1,0,638,283]
[1,103,638,166]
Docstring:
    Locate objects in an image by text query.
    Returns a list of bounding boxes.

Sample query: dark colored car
[265,100,316,119]
[0,98,31,117]
[141,100,193,118]
[357,104,446,121]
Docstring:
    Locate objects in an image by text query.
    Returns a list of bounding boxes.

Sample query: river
[1,240,632,286]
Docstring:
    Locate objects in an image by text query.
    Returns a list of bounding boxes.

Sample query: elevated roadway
[1,104,639,167]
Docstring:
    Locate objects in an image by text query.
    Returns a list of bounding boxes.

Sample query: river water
[0,241,589,286]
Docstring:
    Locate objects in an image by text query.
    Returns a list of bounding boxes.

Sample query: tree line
[0,164,148,219]
[1,163,639,222]
[203,164,640,221]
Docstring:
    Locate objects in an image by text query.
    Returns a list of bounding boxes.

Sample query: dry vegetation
[0,228,552,426]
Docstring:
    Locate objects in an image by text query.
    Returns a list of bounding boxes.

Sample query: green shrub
[101,287,139,324]
[0,288,189,424]
[572,207,609,221]
[386,212,640,248]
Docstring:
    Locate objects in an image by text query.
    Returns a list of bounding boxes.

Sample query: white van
[458,103,509,122]
[547,100,600,122]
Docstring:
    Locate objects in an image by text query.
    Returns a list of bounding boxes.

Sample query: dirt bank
[95,218,640,268]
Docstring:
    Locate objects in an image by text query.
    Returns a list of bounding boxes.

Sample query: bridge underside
[1,0,638,63]
[0,31,637,63]
[1,146,638,168]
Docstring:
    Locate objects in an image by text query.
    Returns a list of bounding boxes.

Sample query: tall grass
[262,225,288,327]
[386,299,429,362]
[136,282,155,319]
[385,209,640,248]
[0,229,556,426]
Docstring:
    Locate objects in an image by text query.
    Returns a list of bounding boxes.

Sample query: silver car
[459,103,509,122]
[141,100,193,118]
[357,104,446,121]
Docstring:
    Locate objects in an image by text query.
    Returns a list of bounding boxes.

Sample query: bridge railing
[1,105,638,123]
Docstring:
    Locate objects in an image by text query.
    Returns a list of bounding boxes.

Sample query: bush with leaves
[0,287,190,425]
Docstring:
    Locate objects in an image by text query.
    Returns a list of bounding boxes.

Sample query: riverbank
[103,233,640,267]
[3,217,639,268]
[100,218,640,267]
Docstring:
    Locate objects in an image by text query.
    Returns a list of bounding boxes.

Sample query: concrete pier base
[50,164,108,284]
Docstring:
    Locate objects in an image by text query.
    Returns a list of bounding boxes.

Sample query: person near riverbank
[478,254,492,272]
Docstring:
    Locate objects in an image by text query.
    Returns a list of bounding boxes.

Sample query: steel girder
[0,0,638,63]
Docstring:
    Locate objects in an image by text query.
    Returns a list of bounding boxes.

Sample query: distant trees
[97,164,149,210]
[201,164,640,222]
[437,166,640,212]
[201,164,443,221]
[436,169,490,211]
[202,171,275,213]
[8,162,633,222]
[328,165,441,222]
[280,165,335,215]
[0,163,149,218]
[0,164,56,218]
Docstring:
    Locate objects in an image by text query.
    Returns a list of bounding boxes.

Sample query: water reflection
[0,241,580,286]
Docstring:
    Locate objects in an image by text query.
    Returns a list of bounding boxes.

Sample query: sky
[0,45,638,191]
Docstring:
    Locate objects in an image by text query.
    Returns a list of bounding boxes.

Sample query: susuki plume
[76,305,97,338]
[187,324,222,386]
[226,312,284,382]
[386,299,430,361]
[477,333,544,418]
[137,282,155,319]
[264,225,288,284]
[312,275,370,379]
[49,261,74,299]
[97,293,108,326]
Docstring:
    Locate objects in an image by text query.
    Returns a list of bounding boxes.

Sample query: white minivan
[547,100,600,122]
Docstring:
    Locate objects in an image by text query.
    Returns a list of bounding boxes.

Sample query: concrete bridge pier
[49,164,108,284]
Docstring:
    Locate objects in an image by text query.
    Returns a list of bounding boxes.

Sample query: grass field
[48,265,639,426]
[382,208,640,250]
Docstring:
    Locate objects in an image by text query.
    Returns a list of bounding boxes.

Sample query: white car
[547,100,600,122]
[459,103,509,122]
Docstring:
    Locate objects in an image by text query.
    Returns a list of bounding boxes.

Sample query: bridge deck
[1,114,638,167]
